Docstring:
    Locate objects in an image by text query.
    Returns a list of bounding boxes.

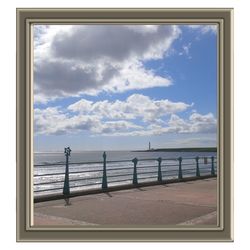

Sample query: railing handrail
[34,155,217,167]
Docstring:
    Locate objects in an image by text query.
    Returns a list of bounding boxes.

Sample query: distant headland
[132,147,217,153]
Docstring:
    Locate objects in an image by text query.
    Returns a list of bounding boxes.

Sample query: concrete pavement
[34,178,217,226]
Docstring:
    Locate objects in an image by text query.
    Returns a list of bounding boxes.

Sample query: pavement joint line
[36,191,217,209]
[138,197,211,209]
[34,212,98,226]
[177,211,217,225]
[108,195,217,209]
[36,195,216,209]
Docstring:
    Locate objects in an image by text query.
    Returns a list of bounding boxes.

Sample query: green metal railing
[34,147,217,203]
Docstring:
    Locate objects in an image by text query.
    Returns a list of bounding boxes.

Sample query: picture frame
[16,8,233,241]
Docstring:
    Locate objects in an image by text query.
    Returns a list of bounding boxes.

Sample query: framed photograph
[16,8,233,241]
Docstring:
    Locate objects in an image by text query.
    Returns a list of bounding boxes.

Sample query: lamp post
[102,151,108,189]
[63,147,71,205]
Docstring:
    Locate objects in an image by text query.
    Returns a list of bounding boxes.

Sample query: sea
[34,150,217,197]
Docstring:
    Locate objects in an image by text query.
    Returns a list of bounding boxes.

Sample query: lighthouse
[149,142,151,151]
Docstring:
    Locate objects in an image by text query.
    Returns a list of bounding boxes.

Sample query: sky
[33,24,218,152]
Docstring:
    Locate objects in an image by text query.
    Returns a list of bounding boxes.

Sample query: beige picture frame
[16,8,233,241]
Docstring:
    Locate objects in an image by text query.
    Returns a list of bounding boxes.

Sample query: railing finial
[64,146,71,156]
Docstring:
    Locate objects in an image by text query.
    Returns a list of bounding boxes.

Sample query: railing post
[157,157,162,182]
[102,151,108,189]
[132,158,138,185]
[211,156,215,176]
[178,157,183,180]
[195,156,200,177]
[63,147,71,205]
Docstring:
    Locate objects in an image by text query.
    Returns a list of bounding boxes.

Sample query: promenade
[34,178,217,226]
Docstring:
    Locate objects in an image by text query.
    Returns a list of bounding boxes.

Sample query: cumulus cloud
[68,94,192,122]
[34,107,143,136]
[50,25,179,62]
[100,113,217,137]
[34,94,216,137]
[188,112,217,133]
[33,25,181,102]
[34,107,102,135]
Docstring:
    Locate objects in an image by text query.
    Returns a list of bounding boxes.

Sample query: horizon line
[34,146,217,154]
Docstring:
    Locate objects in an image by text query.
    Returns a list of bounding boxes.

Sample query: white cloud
[124,25,160,34]
[33,25,181,103]
[34,96,216,137]
[168,114,190,133]
[34,107,102,135]
[188,112,217,133]
[34,108,143,136]
[179,43,192,59]
[188,24,218,34]
[68,94,191,122]
[96,121,143,134]
[99,113,217,137]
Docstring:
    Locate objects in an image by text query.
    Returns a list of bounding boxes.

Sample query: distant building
[149,142,151,151]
